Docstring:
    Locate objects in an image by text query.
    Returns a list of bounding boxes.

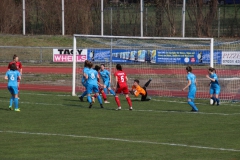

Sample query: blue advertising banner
[87,49,222,64]
[156,50,221,64]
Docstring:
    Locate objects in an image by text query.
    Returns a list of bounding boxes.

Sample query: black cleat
[191,109,198,112]
[89,103,92,108]
[217,103,220,106]
[100,104,104,108]
[79,96,83,102]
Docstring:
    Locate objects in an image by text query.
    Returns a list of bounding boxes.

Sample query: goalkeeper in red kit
[114,64,132,111]
[8,54,22,97]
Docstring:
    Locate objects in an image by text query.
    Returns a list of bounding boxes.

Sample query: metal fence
[0,46,68,64]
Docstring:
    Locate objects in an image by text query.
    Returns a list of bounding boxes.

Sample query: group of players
[182,66,221,112]
[4,56,221,112]
[5,54,22,112]
[78,61,221,112]
[78,60,152,110]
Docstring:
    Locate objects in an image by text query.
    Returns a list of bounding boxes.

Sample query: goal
[72,34,240,102]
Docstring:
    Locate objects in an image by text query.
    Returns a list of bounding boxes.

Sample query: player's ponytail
[13,54,18,60]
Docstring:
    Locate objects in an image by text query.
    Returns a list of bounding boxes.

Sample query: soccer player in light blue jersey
[85,62,103,108]
[79,60,90,102]
[100,64,116,96]
[206,67,221,105]
[5,63,21,111]
[182,66,198,112]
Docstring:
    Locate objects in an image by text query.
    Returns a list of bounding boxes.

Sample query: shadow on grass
[0,108,11,111]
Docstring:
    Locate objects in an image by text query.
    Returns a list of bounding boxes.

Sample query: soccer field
[0,90,240,160]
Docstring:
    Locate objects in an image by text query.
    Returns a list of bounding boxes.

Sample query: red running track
[1,66,240,75]
[0,66,239,96]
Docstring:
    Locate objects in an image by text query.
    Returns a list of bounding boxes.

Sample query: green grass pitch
[0,90,240,160]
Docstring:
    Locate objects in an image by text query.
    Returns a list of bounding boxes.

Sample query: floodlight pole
[101,0,104,36]
[62,0,65,35]
[23,0,26,35]
[140,0,144,37]
[182,0,186,37]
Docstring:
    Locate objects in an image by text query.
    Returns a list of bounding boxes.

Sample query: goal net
[72,35,240,103]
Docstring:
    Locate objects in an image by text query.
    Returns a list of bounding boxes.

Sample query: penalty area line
[0,130,240,152]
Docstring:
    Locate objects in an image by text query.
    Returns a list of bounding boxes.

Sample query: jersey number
[10,74,15,81]
[120,76,124,82]
[90,73,95,79]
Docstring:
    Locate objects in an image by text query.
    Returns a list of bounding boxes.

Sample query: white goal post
[72,34,214,97]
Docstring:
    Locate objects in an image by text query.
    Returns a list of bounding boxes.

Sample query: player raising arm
[5,63,21,111]
[114,64,132,111]
[182,66,198,112]
[8,54,22,97]
[206,67,221,105]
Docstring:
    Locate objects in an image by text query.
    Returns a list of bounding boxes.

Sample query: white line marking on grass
[0,130,239,152]
[0,99,240,116]
[20,92,71,97]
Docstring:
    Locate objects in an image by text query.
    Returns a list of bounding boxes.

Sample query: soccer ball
[210,99,214,105]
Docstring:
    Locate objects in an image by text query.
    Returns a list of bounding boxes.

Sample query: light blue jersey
[6,70,20,87]
[86,69,99,94]
[6,70,20,94]
[82,67,89,86]
[209,73,220,94]
[187,72,197,99]
[210,73,220,88]
[100,69,110,83]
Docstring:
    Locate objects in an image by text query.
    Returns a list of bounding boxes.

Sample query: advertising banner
[156,50,222,64]
[53,49,87,62]
[222,51,240,65]
[53,48,224,65]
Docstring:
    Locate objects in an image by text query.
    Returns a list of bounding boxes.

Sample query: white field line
[0,130,239,152]
[16,92,240,106]
[0,99,240,116]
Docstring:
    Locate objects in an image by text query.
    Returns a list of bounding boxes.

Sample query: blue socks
[211,97,216,102]
[81,91,88,98]
[188,101,198,111]
[103,88,108,94]
[109,89,115,96]
[14,98,19,109]
[97,95,102,104]
[104,88,115,96]
[87,96,92,103]
[9,96,14,106]
[216,98,220,105]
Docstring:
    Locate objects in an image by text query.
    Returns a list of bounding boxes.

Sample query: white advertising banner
[222,51,240,65]
[53,49,87,62]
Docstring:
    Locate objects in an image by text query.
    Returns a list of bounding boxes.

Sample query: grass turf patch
[0,90,240,160]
